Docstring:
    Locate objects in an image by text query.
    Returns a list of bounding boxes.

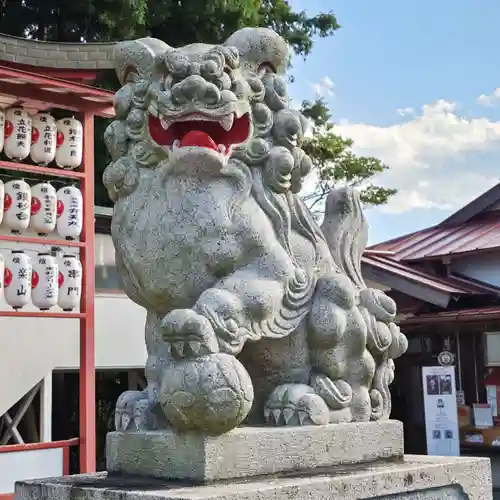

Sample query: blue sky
[288,0,500,243]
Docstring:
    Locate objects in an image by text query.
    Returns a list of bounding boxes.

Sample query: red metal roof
[368,215,500,262]
[0,65,114,117]
[362,253,500,296]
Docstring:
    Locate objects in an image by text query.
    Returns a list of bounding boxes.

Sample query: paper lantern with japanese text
[4,250,32,310]
[30,112,56,165]
[56,185,82,240]
[32,253,58,310]
[0,254,5,302]
[4,107,31,161]
[4,179,31,234]
[0,180,4,226]
[55,117,83,169]
[0,109,4,153]
[58,254,82,311]
[30,182,57,236]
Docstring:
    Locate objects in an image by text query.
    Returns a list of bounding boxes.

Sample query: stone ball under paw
[158,353,254,435]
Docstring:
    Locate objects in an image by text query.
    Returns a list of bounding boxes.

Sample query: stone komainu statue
[103,27,408,435]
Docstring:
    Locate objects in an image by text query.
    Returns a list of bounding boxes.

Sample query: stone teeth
[218,144,226,154]
[234,107,246,119]
[160,117,170,130]
[220,114,234,131]
[172,139,181,150]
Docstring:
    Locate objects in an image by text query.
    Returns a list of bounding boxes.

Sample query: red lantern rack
[0,64,115,475]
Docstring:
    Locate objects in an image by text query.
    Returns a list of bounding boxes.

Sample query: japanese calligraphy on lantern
[4,179,31,234]
[0,180,4,226]
[31,112,57,165]
[55,117,83,169]
[58,254,82,311]
[4,250,32,310]
[30,182,57,236]
[4,107,31,160]
[56,185,83,240]
[32,253,59,311]
[0,254,5,302]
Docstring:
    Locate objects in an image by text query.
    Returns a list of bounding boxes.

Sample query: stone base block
[15,455,492,500]
[106,420,403,481]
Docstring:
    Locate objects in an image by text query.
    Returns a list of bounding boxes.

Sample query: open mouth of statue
[148,113,251,155]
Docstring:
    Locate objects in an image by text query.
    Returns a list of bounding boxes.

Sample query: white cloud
[310,76,334,97]
[396,107,414,116]
[477,88,500,107]
[332,99,500,214]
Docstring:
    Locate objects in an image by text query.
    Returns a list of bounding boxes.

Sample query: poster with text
[422,365,460,456]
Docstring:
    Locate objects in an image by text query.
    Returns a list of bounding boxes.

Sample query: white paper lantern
[30,182,57,236]
[0,180,4,226]
[4,179,31,234]
[0,109,4,153]
[0,254,5,302]
[4,250,32,310]
[30,112,56,165]
[58,254,82,311]
[56,185,83,240]
[32,252,58,311]
[55,117,83,169]
[4,107,32,161]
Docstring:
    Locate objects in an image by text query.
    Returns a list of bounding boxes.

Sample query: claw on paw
[264,383,330,426]
[161,309,219,359]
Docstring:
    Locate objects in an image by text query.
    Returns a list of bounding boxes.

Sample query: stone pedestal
[15,421,493,500]
[107,420,403,481]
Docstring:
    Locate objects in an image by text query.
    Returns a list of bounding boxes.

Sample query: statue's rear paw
[115,390,151,431]
[264,384,329,426]
[160,309,218,359]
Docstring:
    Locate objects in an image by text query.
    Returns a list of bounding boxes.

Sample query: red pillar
[79,111,96,473]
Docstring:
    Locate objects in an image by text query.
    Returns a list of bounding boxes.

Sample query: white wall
[450,252,500,288]
[0,228,147,414]
[0,293,147,415]
[0,447,63,494]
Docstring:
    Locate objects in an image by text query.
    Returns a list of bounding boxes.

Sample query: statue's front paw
[160,309,218,359]
[264,384,330,426]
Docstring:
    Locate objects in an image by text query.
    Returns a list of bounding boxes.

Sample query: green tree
[301,98,396,215]
[0,1,395,209]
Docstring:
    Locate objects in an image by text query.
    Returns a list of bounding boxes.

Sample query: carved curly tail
[320,187,368,288]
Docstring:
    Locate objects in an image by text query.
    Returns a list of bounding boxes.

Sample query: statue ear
[114,37,172,85]
[223,28,290,74]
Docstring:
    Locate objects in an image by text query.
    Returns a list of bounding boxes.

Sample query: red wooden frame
[0,65,114,475]
[5,61,100,84]
[0,438,78,499]
[0,65,114,118]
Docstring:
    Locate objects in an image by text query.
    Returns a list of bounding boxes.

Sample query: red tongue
[180,131,218,151]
